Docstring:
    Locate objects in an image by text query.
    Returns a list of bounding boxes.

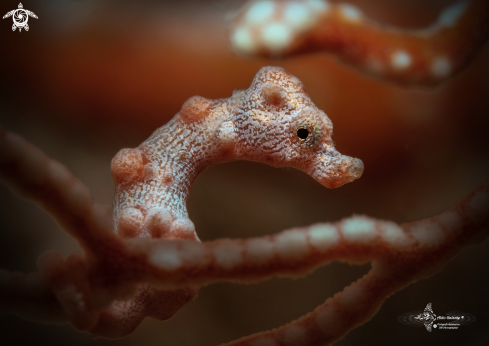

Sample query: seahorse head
[233,66,363,188]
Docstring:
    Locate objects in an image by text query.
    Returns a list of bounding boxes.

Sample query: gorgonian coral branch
[230,0,489,86]
[0,67,488,345]
[0,126,198,336]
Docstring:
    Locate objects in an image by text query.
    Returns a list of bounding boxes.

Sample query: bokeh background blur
[1,0,488,345]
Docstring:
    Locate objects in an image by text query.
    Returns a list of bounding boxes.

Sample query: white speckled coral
[0,67,488,345]
[230,0,489,86]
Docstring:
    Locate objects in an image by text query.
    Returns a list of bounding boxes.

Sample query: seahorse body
[111,66,363,240]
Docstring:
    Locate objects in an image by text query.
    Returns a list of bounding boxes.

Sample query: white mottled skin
[112,66,363,240]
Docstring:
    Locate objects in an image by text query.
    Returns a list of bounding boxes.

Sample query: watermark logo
[3,3,38,32]
[398,303,476,332]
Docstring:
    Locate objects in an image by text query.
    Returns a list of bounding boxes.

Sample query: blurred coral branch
[230,0,489,86]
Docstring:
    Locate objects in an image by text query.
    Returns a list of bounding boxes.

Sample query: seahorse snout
[307,148,364,188]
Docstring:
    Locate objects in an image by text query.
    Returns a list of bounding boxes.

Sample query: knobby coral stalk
[230,0,489,86]
[1,67,488,345]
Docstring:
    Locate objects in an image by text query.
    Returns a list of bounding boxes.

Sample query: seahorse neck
[141,117,225,205]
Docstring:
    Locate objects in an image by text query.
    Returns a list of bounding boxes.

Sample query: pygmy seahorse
[111,66,364,241]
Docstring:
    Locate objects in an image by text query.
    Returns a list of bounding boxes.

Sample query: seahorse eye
[297,128,309,140]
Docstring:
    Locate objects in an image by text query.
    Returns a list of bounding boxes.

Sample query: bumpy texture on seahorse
[112,66,363,241]
[230,0,489,86]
